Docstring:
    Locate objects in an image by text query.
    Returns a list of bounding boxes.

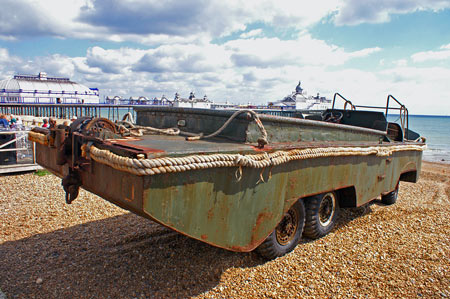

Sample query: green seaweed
[34,169,50,176]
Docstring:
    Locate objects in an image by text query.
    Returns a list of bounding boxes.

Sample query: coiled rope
[115,110,268,148]
[186,110,268,148]
[117,113,180,137]
[117,121,181,137]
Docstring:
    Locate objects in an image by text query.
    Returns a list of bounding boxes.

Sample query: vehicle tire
[256,200,305,260]
[303,191,339,239]
[381,185,398,205]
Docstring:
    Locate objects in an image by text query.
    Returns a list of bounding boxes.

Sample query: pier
[0,103,135,121]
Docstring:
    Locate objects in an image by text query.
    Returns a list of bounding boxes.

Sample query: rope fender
[28,131,49,146]
[81,143,427,177]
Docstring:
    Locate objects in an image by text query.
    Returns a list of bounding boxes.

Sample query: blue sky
[0,0,449,115]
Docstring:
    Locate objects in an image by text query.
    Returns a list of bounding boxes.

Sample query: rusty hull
[140,147,421,252]
[35,136,422,252]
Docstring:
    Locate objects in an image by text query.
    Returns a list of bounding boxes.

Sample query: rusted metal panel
[79,161,147,218]
[141,166,286,252]
[135,107,386,145]
[136,150,421,251]
[35,144,67,178]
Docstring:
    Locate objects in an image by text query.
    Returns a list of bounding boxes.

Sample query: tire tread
[303,192,339,239]
[256,200,305,260]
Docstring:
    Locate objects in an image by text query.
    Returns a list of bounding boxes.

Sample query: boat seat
[323,109,387,131]
[372,120,388,131]
[387,122,403,142]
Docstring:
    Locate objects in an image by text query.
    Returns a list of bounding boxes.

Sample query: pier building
[0,72,99,104]
[269,81,331,111]
[172,92,212,109]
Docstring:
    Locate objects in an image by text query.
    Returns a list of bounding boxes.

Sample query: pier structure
[0,103,134,122]
[0,72,99,104]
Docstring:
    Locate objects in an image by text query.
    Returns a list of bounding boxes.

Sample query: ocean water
[388,115,450,163]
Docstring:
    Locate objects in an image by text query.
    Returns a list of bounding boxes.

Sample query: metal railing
[332,93,355,110]
[331,93,409,138]
[0,129,41,174]
[0,103,136,122]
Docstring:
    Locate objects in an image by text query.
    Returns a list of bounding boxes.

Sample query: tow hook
[62,170,82,204]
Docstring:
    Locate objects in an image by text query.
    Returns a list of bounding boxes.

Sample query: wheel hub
[319,193,336,227]
[276,208,299,245]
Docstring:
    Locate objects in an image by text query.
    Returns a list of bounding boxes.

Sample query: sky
[0,0,450,115]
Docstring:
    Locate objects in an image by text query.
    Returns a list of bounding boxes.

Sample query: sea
[387,115,450,163]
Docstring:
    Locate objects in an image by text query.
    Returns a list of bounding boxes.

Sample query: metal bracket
[62,169,82,204]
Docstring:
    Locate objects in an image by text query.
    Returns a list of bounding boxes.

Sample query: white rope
[81,143,426,177]
[28,131,48,146]
[186,110,268,148]
[116,120,180,137]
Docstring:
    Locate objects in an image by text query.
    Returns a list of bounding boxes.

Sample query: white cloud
[240,29,263,39]
[0,0,340,43]
[0,34,390,106]
[393,59,408,67]
[334,0,450,26]
[0,48,10,62]
[1,0,448,43]
[0,0,57,38]
[0,48,25,78]
[85,47,147,74]
[134,44,232,73]
[226,35,381,68]
[348,47,382,58]
[411,44,450,62]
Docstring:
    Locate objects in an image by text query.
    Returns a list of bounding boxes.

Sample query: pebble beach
[0,161,449,298]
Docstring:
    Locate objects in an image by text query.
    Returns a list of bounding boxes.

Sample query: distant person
[0,114,9,128]
[49,118,56,128]
[13,116,23,130]
[42,118,49,128]
[71,116,77,122]
[9,114,17,127]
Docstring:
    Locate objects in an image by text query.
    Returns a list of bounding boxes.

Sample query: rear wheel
[381,185,399,205]
[256,200,305,260]
[303,192,339,239]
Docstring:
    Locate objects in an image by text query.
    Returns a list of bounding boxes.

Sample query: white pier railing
[0,129,41,174]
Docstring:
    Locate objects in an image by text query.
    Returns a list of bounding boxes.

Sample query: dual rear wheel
[256,191,340,259]
[256,200,305,260]
[303,192,339,239]
[381,185,399,205]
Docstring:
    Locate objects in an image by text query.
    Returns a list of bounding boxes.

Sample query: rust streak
[250,145,274,152]
[207,207,214,220]
[108,140,165,153]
